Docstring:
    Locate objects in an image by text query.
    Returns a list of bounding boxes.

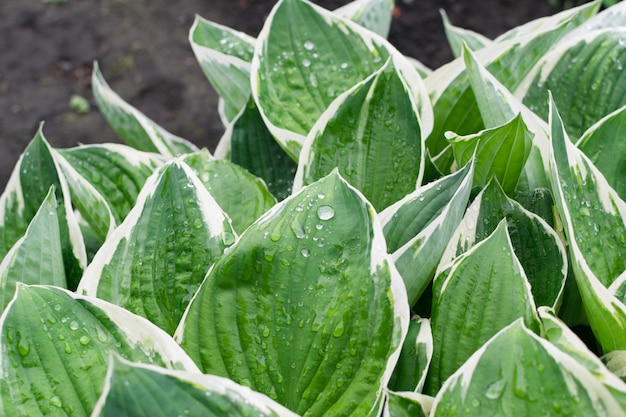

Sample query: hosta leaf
[565,0,626,37]
[78,160,236,335]
[176,170,408,417]
[388,317,433,393]
[440,179,567,308]
[252,0,393,159]
[182,150,276,234]
[576,104,626,200]
[190,15,255,122]
[440,10,492,58]
[92,62,198,156]
[425,2,597,173]
[603,349,626,382]
[294,56,426,211]
[519,28,626,139]
[380,160,473,305]
[222,99,298,201]
[447,114,533,193]
[383,391,430,417]
[548,96,626,352]
[0,127,86,290]
[0,188,66,311]
[334,0,394,38]
[91,355,298,417]
[0,284,197,417]
[57,144,164,224]
[427,220,540,395]
[431,319,623,416]
[539,307,626,412]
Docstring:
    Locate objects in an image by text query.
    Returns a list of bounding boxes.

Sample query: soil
[0,0,564,190]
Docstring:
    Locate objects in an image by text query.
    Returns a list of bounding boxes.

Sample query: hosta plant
[2,0,626,415]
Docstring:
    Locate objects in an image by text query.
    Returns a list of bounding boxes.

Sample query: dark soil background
[0,0,569,191]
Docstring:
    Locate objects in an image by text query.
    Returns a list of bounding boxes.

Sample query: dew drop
[333,319,345,337]
[303,41,315,50]
[222,232,235,246]
[18,340,30,357]
[69,321,79,331]
[485,378,506,399]
[54,304,61,311]
[49,396,62,408]
[79,336,90,346]
[302,59,311,67]
[317,205,335,221]
[301,248,311,258]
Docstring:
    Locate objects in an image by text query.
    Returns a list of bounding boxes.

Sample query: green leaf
[384,391,430,417]
[252,0,393,159]
[334,0,394,38]
[519,29,626,139]
[182,150,276,234]
[576,104,626,201]
[440,10,492,58]
[190,15,255,122]
[222,99,298,201]
[78,160,236,335]
[388,317,432,393]
[0,284,198,417]
[0,188,66,311]
[380,161,473,306]
[431,319,623,416]
[176,170,408,417]
[427,220,540,395]
[548,96,626,352]
[447,114,533,193]
[295,56,426,211]
[92,62,198,156]
[0,127,86,290]
[92,355,298,417]
[57,144,164,224]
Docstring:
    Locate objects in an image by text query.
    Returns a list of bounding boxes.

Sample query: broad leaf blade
[251,0,392,158]
[383,391,430,417]
[176,170,408,417]
[576,104,626,201]
[0,188,66,311]
[0,284,197,417]
[0,128,86,290]
[388,317,433,393]
[78,160,236,335]
[295,56,426,211]
[427,220,539,394]
[190,16,255,122]
[381,161,474,305]
[431,319,623,416]
[182,150,276,234]
[92,356,298,417]
[334,0,394,38]
[92,63,198,156]
[57,144,164,224]
[440,10,492,58]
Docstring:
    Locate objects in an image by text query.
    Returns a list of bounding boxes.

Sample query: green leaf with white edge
[548,95,626,352]
[603,350,626,382]
[383,391,430,417]
[176,170,409,417]
[294,55,426,211]
[548,96,626,288]
[425,2,596,174]
[0,284,198,417]
[380,160,473,306]
[55,151,116,242]
[91,355,299,417]
[92,62,198,156]
[190,15,255,123]
[252,0,394,159]
[576,104,626,201]
[447,114,533,193]
[334,0,394,38]
[539,306,626,412]
[518,28,626,140]
[57,144,164,224]
[440,10,492,58]
[0,127,86,291]
[0,188,66,311]
[182,149,276,234]
[78,159,236,335]
[221,99,298,201]
[426,220,540,395]
[439,179,567,308]
[431,319,623,416]
[388,317,433,393]
[562,1,626,42]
